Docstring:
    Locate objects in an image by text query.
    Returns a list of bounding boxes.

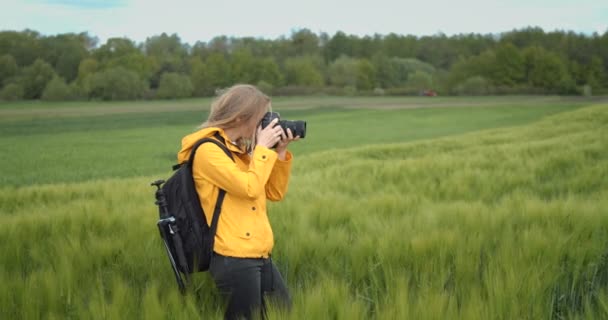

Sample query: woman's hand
[275,128,300,160]
[256,118,284,149]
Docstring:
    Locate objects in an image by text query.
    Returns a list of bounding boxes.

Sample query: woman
[177,84,298,319]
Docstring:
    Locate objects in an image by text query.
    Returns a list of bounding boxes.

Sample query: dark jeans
[209,253,292,320]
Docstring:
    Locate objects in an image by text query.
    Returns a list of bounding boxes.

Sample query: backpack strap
[188,131,235,255]
[172,132,233,170]
[188,132,234,163]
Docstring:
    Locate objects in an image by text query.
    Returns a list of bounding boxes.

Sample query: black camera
[260,112,306,139]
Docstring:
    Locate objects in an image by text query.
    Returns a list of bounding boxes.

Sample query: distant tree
[416,33,459,69]
[290,29,320,56]
[355,35,382,59]
[41,33,90,82]
[328,55,358,88]
[190,59,213,96]
[205,53,232,89]
[356,59,376,90]
[284,56,324,87]
[372,53,399,88]
[1,27,606,99]
[256,80,274,95]
[19,59,57,99]
[255,58,283,87]
[492,43,525,86]
[94,38,140,62]
[447,51,496,90]
[156,72,193,99]
[383,33,417,58]
[406,70,433,92]
[0,54,18,86]
[501,27,548,49]
[41,76,75,101]
[454,76,490,95]
[77,58,99,80]
[391,58,436,86]
[524,46,575,93]
[584,56,605,89]
[84,67,147,100]
[324,32,357,62]
[230,49,256,83]
[0,83,24,101]
[144,33,188,88]
[0,30,43,67]
[106,52,158,83]
[206,36,231,55]
[600,31,608,87]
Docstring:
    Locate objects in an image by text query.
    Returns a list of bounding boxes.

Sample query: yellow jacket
[177,127,292,258]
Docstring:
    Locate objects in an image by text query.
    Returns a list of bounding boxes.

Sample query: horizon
[0,25,605,48]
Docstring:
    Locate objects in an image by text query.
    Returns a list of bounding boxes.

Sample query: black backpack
[151,132,234,292]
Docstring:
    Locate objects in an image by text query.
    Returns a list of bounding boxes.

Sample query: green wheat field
[1,96,607,319]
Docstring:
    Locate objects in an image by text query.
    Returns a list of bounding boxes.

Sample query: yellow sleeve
[193,144,277,200]
[265,151,293,201]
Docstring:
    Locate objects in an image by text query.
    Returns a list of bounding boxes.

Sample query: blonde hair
[200,84,271,151]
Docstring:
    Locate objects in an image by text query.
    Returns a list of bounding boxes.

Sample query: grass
[0,96,607,319]
[0,96,595,187]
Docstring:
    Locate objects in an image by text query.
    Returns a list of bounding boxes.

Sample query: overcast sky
[1,0,607,45]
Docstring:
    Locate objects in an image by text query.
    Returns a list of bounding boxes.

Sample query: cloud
[2,0,606,46]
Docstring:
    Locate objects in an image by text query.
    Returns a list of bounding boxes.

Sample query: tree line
[0,27,607,101]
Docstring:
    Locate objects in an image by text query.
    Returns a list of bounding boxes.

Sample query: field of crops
[1,96,606,319]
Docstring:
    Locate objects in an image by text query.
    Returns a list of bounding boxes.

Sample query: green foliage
[84,67,147,100]
[18,59,57,99]
[284,56,324,87]
[454,76,491,95]
[524,46,576,93]
[584,56,604,89]
[372,54,398,89]
[230,49,254,83]
[416,33,461,69]
[383,33,417,58]
[156,72,193,99]
[356,59,376,91]
[327,56,377,91]
[1,28,608,100]
[0,54,18,86]
[256,80,274,95]
[324,31,355,62]
[290,29,320,56]
[492,43,525,86]
[41,33,90,82]
[391,58,436,87]
[105,53,158,82]
[255,57,283,87]
[94,38,140,62]
[77,58,99,80]
[41,76,74,101]
[0,83,24,101]
[447,51,496,90]
[190,59,213,96]
[406,70,433,92]
[328,55,358,88]
[144,33,188,88]
[204,53,232,89]
[0,30,44,67]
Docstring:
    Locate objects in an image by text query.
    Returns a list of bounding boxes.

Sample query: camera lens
[281,120,306,138]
